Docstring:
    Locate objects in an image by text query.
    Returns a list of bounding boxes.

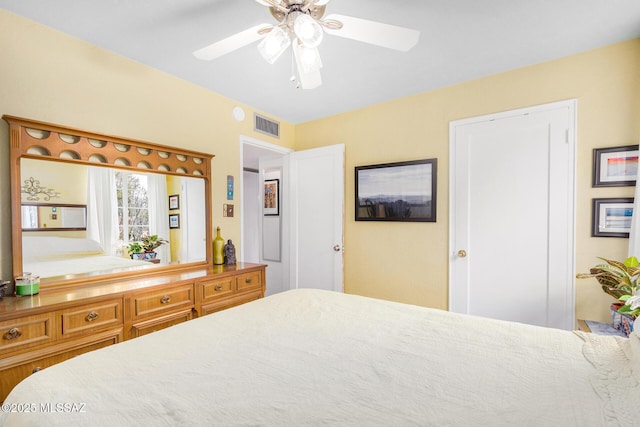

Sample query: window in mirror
[116,171,150,242]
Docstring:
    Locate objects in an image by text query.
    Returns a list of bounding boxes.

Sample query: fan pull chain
[290,47,300,89]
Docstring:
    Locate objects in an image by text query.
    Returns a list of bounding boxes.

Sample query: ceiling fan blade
[254,0,289,14]
[307,0,331,7]
[193,24,271,61]
[323,14,419,52]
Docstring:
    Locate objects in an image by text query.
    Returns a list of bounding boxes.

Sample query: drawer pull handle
[32,367,42,373]
[85,311,99,322]
[4,327,22,340]
[160,295,171,304]
[214,284,222,291]
[245,278,252,284]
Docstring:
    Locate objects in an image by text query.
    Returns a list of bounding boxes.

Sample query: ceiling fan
[193,0,420,89]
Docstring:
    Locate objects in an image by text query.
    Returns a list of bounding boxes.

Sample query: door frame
[448,99,577,329]
[239,135,292,264]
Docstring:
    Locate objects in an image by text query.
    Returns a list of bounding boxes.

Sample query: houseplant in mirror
[128,235,169,261]
[577,256,640,336]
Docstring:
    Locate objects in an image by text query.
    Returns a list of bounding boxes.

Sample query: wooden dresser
[0,262,265,402]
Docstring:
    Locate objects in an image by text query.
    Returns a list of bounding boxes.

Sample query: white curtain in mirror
[87,167,119,255]
[628,167,640,258]
[148,173,170,262]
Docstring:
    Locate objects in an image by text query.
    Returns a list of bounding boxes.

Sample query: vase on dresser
[611,303,636,337]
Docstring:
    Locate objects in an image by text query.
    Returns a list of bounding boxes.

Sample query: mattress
[1,289,637,426]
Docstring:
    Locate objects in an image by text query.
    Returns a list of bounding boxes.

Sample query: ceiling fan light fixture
[294,13,324,48]
[295,43,322,74]
[293,41,322,89]
[257,26,291,64]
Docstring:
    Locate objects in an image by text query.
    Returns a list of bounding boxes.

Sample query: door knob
[333,245,341,252]
[457,249,467,258]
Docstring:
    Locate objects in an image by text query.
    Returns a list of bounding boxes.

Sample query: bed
[22,236,154,279]
[1,289,637,426]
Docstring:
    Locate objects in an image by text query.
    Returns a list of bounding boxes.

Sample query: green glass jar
[213,227,224,265]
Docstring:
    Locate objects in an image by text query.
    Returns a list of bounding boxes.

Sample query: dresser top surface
[0,263,265,319]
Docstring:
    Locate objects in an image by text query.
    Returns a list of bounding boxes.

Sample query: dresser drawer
[236,271,262,293]
[60,299,122,337]
[200,276,234,302]
[132,283,194,320]
[201,289,263,316]
[0,329,121,402]
[130,309,193,339]
[0,313,55,355]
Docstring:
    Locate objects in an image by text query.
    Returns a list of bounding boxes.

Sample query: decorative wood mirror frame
[4,115,214,289]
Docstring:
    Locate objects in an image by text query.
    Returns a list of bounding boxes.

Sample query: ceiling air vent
[254,114,280,138]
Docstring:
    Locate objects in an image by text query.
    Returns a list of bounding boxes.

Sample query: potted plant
[140,234,169,253]
[577,256,640,336]
[128,235,168,261]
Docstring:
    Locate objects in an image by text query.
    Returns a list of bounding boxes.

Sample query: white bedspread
[1,289,636,426]
[23,253,153,279]
[22,236,153,278]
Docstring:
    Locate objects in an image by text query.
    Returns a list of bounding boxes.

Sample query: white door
[449,100,576,329]
[289,144,345,292]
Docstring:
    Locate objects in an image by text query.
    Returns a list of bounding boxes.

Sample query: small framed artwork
[355,158,437,222]
[169,194,180,210]
[264,179,279,216]
[592,198,634,237]
[593,145,638,187]
[169,214,180,229]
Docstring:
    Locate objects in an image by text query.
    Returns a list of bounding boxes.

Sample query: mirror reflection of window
[21,205,38,228]
[116,172,150,242]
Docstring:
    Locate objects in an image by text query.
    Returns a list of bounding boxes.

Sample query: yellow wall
[21,158,87,205]
[19,159,88,237]
[166,175,182,262]
[0,10,295,280]
[2,9,639,323]
[296,39,640,322]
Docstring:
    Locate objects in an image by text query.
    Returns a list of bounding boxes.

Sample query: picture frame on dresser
[592,197,634,237]
[593,145,639,187]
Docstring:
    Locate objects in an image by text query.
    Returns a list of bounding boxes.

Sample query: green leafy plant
[577,256,640,317]
[127,242,143,254]
[127,235,168,255]
[140,234,169,252]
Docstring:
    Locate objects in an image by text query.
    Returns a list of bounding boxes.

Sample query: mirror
[20,158,207,280]
[5,114,213,288]
[22,204,87,231]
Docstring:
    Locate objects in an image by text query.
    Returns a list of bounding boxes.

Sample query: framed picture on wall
[169,214,180,229]
[169,194,179,210]
[355,158,437,222]
[264,179,279,216]
[592,197,634,237]
[593,145,639,187]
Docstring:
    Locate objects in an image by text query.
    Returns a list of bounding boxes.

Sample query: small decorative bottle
[213,227,225,265]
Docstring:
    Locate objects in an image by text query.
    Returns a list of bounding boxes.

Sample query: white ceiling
[2,1,640,124]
